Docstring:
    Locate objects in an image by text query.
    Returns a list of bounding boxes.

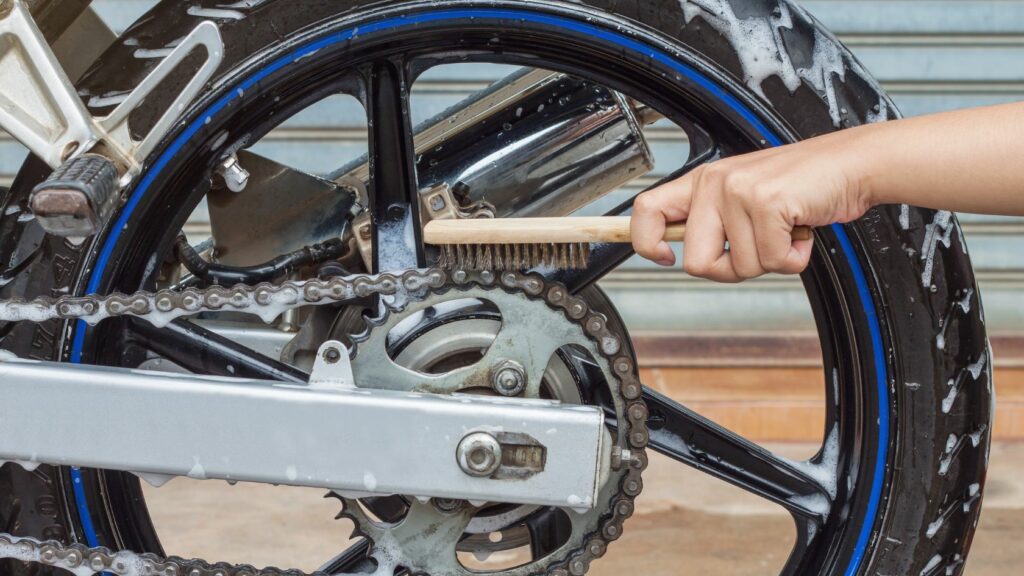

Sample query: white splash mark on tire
[680,0,854,126]
[680,0,801,97]
[936,288,975,350]
[866,97,890,124]
[799,30,847,126]
[941,355,987,414]
[920,210,954,289]
[967,354,987,379]
[920,554,942,576]
[899,204,911,230]
[926,515,944,539]
[957,288,974,314]
[218,0,270,8]
[937,433,960,476]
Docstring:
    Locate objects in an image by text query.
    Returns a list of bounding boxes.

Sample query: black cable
[174,233,347,286]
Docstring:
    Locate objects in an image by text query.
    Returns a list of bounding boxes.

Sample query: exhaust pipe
[335,67,656,217]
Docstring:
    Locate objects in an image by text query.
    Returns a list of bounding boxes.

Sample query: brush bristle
[438,243,592,271]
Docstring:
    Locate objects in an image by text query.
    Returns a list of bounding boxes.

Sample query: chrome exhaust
[335,67,656,217]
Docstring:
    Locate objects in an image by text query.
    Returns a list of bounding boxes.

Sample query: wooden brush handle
[424,216,812,244]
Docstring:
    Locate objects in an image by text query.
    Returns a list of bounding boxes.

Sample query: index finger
[631,176,694,265]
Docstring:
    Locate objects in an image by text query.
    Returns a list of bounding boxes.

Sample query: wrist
[836,124,889,209]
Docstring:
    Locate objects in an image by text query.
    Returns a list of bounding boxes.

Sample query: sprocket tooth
[336,497,387,541]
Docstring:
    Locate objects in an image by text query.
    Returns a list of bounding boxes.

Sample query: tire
[0,1,991,575]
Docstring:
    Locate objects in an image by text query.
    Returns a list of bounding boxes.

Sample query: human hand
[631,134,874,282]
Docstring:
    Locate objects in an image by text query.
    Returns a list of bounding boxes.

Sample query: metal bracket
[0,0,223,177]
[353,183,488,270]
[97,19,223,176]
[309,340,355,390]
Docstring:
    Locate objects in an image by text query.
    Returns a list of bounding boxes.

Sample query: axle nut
[457,432,502,477]
[491,360,526,396]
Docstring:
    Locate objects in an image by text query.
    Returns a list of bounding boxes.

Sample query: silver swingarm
[0,342,609,510]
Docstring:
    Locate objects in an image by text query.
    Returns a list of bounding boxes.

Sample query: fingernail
[655,257,675,267]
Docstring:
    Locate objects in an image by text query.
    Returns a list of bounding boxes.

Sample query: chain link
[0,268,648,576]
[0,270,446,327]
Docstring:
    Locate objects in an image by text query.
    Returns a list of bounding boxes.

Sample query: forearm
[631,101,1024,281]
[845,102,1024,215]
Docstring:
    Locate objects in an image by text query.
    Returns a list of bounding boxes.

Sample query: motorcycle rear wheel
[0,1,991,575]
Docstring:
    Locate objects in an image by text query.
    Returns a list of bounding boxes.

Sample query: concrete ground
[141,442,1024,575]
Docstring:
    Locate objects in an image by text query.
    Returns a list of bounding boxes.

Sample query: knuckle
[632,192,658,214]
[749,182,779,205]
[720,171,746,197]
[684,257,713,278]
[694,164,723,193]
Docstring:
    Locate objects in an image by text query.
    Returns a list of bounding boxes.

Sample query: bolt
[358,223,372,240]
[456,432,502,477]
[429,193,446,213]
[322,346,342,364]
[387,204,406,218]
[218,155,250,193]
[61,141,80,161]
[611,447,633,470]
[432,498,464,514]
[491,360,526,396]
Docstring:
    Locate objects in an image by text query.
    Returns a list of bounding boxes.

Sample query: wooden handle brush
[425,216,813,271]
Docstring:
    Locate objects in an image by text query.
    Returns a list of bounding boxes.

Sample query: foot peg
[29,153,119,237]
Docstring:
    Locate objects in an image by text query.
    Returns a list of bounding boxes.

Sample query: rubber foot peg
[30,154,119,237]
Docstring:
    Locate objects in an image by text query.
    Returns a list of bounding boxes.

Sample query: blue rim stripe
[833,223,889,575]
[68,9,886,575]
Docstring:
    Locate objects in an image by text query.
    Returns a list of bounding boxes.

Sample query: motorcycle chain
[0,268,649,576]
[0,270,445,327]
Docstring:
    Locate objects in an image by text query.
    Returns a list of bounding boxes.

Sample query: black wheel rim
[61,4,893,575]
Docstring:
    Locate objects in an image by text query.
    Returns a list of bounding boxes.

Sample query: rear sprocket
[336,270,649,576]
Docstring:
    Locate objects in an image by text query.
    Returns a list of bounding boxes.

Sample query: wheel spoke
[124,318,308,383]
[364,58,424,272]
[526,508,573,560]
[551,143,721,294]
[642,388,831,521]
[779,517,821,576]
